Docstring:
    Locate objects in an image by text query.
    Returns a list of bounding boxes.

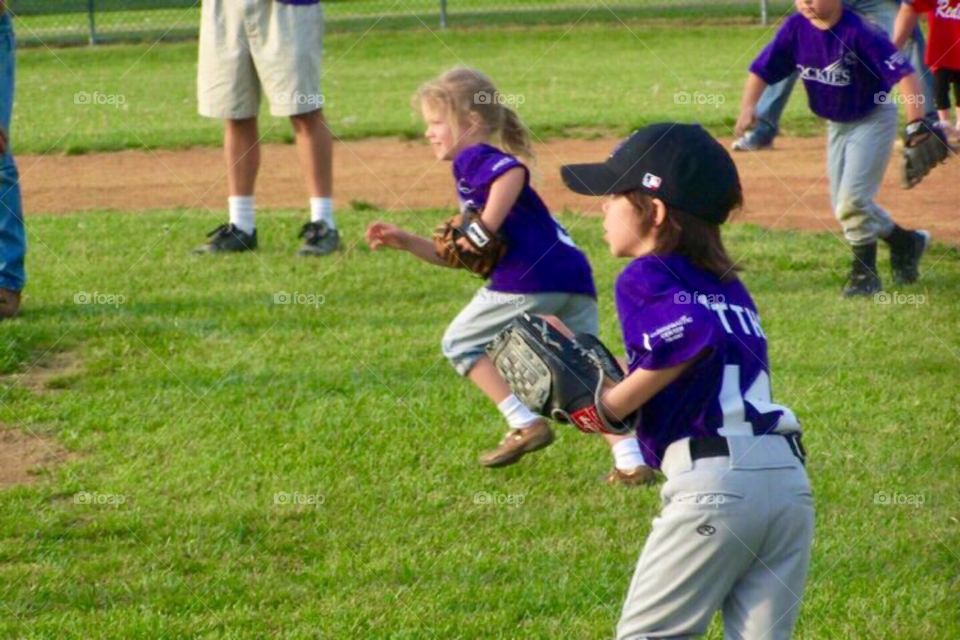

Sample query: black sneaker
[890,230,930,285]
[297,221,340,257]
[193,223,257,254]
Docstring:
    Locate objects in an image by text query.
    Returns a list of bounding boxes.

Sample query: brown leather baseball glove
[432,206,507,278]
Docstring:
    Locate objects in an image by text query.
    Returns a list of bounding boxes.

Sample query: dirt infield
[18,136,960,244]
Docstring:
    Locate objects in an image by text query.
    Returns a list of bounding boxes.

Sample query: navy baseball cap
[561,123,741,224]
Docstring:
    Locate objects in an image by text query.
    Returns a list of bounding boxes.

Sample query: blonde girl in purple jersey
[365,68,653,485]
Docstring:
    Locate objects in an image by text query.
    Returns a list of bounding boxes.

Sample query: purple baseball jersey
[615,254,800,469]
[453,144,596,297]
[750,10,914,122]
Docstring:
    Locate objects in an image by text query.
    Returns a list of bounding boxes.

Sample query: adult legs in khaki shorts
[196,0,336,256]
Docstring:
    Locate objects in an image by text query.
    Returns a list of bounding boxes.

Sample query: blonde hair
[415,66,534,160]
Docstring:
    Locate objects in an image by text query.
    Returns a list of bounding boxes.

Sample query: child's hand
[734,106,757,138]
[365,221,408,251]
[455,236,481,254]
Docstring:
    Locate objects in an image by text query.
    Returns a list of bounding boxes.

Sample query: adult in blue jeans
[733,0,937,151]
[0,2,24,318]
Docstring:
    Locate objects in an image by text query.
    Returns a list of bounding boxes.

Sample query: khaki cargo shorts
[198,0,325,119]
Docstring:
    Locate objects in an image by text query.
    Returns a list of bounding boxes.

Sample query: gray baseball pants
[827,103,899,246]
[617,435,814,640]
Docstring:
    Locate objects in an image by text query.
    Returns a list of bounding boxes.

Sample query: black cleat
[890,230,930,285]
[193,223,257,254]
[297,221,340,257]
[843,271,882,298]
[843,242,882,298]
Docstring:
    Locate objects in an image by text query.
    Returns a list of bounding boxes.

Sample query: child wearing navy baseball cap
[560,123,814,639]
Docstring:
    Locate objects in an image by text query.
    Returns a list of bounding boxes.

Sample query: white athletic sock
[228,196,256,235]
[612,438,647,471]
[497,394,540,429]
[310,197,336,230]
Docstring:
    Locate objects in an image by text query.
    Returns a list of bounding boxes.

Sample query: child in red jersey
[895,0,960,140]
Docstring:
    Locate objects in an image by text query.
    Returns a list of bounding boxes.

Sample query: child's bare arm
[365,221,448,267]
[480,166,525,232]
[404,233,449,266]
[735,73,768,137]
[601,361,694,422]
[899,72,926,122]
[892,2,919,50]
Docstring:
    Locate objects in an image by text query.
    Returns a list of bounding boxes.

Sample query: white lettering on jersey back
[708,302,733,333]
[717,366,800,436]
[746,308,765,338]
[728,304,752,335]
[702,299,766,339]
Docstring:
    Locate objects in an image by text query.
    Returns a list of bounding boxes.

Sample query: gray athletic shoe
[193,223,257,254]
[890,230,930,285]
[297,221,340,257]
[731,131,773,152]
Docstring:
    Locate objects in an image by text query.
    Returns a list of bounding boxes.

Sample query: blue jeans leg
[0,13,25,292]
[907,26,937,117]
[753,72,799,143]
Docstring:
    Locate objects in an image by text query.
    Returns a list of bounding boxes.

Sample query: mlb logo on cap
[560,123,742,224]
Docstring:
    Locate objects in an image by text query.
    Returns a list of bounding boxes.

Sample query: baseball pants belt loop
[689,433,806,465]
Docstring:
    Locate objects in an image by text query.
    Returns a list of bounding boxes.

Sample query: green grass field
[12,1,791,45]
[12,19,824,155]
[1,209,958,637]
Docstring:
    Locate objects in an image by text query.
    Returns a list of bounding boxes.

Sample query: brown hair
[625,191,742,282]
[415,66,534,160]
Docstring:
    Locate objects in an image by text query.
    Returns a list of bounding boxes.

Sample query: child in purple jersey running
[558,123,813,639]
[737,0,933,298]
[365,68,652,485]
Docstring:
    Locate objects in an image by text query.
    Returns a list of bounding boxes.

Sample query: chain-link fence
[10,1,783,47]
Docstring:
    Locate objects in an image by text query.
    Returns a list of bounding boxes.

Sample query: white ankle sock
[612,438,647,471]
[310,197,335,230]
[497,394,540,429]
[228,196,256,235]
